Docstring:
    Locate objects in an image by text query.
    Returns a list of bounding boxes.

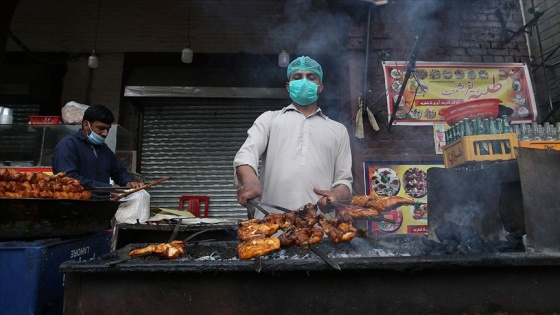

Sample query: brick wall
[345,0,530,193]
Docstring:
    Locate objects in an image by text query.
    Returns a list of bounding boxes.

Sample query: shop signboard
[382,62,537,125]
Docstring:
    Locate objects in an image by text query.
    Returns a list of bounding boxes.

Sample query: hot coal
[433,221,524,254]
[435,221,492,254]
[99,227,526,266]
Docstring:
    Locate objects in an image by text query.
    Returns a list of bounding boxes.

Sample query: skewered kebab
[128,240,186,260]
[123,229,214,263]
[237,203,358,260]
[237,237,281,260]
[0,169,91,200]
[349,195,415,213]
[319,214,357,243]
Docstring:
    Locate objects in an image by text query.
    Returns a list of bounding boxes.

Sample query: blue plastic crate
[0,232,111,315]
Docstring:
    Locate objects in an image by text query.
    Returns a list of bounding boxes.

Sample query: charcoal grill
[61,237,560,314]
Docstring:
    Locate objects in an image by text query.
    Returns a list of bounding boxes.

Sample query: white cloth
[234,104,353,211]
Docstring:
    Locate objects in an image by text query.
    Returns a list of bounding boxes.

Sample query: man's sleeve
[331,125,353,194]
[109,153,133,187]
[233,111,273,187]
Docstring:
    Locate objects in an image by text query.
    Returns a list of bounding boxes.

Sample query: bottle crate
[443,134,518,168]
[518,140,560,151]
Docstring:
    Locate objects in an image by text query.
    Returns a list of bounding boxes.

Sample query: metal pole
[531,0,554,120]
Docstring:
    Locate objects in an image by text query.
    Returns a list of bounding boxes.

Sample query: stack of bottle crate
[513,122,560,151]
[443,115,519,169]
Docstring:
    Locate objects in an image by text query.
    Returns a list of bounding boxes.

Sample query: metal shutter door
[141,98,285,220]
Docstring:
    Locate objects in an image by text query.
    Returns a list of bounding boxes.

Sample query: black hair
[82,104,115,124]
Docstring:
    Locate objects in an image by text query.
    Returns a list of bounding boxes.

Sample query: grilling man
[233,56,353,212]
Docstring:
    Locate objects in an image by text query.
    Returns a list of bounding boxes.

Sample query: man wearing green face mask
[234,56,353,214]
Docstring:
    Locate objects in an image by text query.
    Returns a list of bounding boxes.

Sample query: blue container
[0,232,111,314]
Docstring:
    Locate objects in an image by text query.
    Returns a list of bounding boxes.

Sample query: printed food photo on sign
[365,162,443,236]
[377,208,404,233]
[411,203,428,221]
[371,167,400,196]
[402,167,428,198]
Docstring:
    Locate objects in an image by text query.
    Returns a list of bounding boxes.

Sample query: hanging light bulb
[278,0,289,68]
[88,0,101,69]
[181,0,193,63]
[181,42,193,64]
[88,49,99,69]
[278,49,290,67]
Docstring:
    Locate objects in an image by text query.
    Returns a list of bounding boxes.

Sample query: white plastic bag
[114,190,151,224]
[61,101,89,124]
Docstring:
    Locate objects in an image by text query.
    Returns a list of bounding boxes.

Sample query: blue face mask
[85,122,106,146]
[289,78,319,106]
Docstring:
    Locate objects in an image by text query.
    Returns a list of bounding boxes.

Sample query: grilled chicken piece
[350,195,415,212]
[237,218,280,241]
[338,206,380,218]
[370,195,415,212]
[278,226,296,247]
[319,215,357,243]
[294,203,323,228]
[0,169,90,200]
[237,237,281,260]
[294,226,324,249]
[128,240,186,260]
[262,213,296,230]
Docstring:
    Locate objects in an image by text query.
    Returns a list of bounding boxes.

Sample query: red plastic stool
[178,196,210,218]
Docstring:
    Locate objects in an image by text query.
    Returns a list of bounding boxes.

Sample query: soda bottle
[496,118,511,154]
[531,122,539,140]
[476,117,490,155]
[544,122,553,141]
[496,118,503,134]
[520,123,529,141]
[488,117,502,154]
[463,118,473,136]
[501,115,512,133]
[470,119,477,134]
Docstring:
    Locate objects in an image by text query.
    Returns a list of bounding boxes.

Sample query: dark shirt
[51,130,132,187]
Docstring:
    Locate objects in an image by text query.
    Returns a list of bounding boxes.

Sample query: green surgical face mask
[289,78,318,106]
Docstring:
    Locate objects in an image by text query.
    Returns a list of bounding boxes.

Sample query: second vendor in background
[51,104,143,188]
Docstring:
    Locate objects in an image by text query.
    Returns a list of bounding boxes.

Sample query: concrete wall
[344,0,530,192]
[7,0,342,120]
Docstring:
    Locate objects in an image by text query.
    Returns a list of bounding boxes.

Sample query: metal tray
[0,198,121,240]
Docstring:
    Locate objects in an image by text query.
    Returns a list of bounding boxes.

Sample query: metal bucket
[517,148,560,252]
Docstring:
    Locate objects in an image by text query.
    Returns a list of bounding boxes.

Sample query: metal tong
[245,199,262,273]
[246,200,341,271]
